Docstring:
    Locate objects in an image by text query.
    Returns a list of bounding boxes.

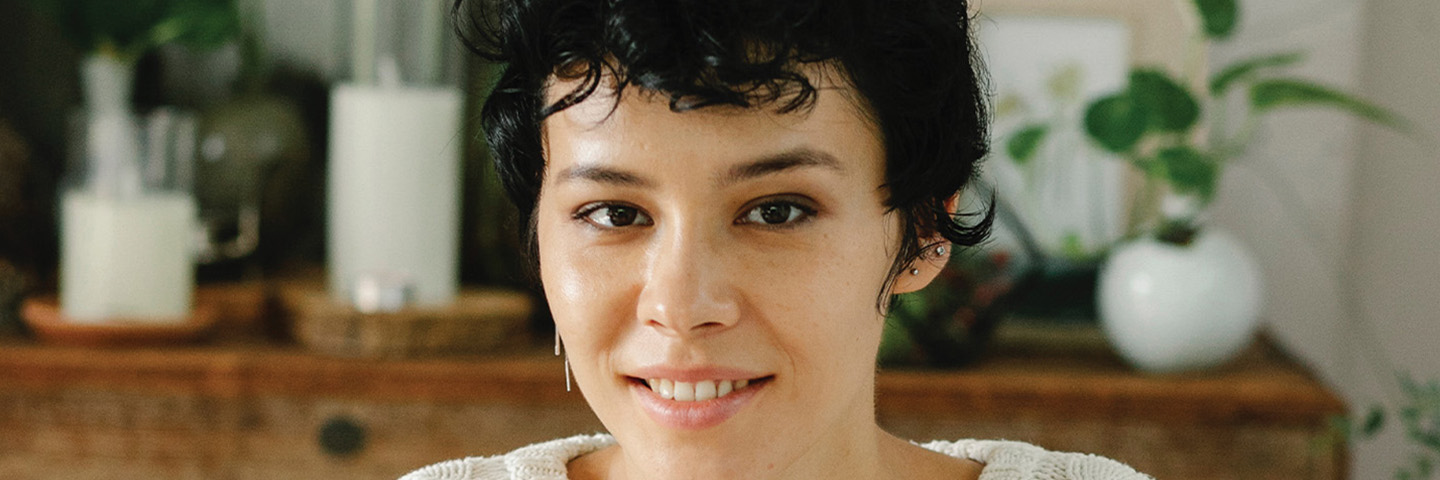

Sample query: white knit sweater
[400,434,1153,480]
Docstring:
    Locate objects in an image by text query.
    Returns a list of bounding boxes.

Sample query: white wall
[1348,0,1440,475]
[1209,0,1440,477]
[1208,0,1364,384]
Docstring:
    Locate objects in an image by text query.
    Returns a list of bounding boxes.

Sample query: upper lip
[626,365,770,382]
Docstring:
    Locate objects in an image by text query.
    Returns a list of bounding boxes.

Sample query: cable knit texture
[400,434,1152,480]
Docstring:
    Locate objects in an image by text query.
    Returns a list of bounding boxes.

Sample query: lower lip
[631,379,766,430]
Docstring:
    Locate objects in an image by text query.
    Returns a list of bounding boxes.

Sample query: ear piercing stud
[910,268,921,276]
[936,246,947,255]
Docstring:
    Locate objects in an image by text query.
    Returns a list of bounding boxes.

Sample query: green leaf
[1006,124,1050,165]
[26,0,236,55]
[1131,156,1166,180]
[1155,146,1218,200]
[1084,93,1148,153]
[1364,406,1388,437]
[1251,78,1408,130]
[1193,0,1239,39]
[164,0,240,50]
[1210,53,1305,95]
[1131,69,1201,133]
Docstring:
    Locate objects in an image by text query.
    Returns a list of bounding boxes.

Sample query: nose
[635,225,741,337]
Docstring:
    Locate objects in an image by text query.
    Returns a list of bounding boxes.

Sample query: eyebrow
[557,164,652,187]
[555,148,845,188]
[717,148,845,188]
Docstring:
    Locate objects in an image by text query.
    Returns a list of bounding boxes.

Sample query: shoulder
[917,439,1154,480]
[399,434,616,480]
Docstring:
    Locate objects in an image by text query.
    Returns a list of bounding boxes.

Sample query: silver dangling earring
[555,330,571,392]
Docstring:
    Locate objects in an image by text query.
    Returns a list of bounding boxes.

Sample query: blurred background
[0,0,1436,479]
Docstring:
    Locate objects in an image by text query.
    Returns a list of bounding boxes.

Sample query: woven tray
[278,283,534,358]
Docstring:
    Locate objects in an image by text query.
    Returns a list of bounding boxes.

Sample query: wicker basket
[279,283,534,358]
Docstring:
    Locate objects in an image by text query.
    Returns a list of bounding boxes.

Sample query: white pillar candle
[327,84,462,307]
[60,191,197,323]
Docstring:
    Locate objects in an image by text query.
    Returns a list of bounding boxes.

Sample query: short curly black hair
[453,0,994,303]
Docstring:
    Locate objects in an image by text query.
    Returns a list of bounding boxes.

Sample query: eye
[738,200,815,227]
[575,203,653,229]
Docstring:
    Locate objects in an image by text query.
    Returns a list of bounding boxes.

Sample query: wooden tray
[21,296,219,347]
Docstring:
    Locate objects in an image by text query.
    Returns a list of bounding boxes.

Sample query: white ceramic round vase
[1097,230,1262,373]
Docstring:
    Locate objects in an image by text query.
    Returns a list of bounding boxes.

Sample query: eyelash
[571,198,818,230]
[573,202,652,229]
[735,199,817,229]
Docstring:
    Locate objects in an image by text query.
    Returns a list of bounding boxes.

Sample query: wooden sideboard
[0,295,1347,480]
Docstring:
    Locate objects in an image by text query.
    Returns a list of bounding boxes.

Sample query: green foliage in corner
[1340,373,1440,480]
[28,0,239,60]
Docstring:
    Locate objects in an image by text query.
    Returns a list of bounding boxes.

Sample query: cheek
[744,219,896,357]
[536,213,639,349]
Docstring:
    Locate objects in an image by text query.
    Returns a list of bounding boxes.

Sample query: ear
[889,194,959,295]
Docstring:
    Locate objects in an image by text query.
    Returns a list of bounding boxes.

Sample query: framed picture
[969,0,1196,261]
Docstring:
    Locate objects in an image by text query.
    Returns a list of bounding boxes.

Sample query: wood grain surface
[0,284,1348,479]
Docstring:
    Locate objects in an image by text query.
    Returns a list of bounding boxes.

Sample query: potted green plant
[1007,0,1406,372]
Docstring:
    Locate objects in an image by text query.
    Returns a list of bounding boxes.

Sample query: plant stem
[1124,165,1161,238]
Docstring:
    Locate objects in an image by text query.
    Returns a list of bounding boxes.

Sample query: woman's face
[537,74,921,476]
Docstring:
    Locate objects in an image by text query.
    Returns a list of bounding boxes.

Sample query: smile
[642,378,751,401]
[626,374,773,430]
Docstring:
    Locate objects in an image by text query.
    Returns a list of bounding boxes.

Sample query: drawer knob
[319,416,367,457]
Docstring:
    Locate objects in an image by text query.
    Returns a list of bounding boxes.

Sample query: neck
[592,427,889,480]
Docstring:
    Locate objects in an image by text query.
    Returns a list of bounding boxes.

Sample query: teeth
[673,381,695,401]
[694,380,717,401]
[643,378,754,401]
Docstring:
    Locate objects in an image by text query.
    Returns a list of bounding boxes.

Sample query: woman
[406,0,1151,478]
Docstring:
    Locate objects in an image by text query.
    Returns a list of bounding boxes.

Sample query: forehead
[539,70,884,182]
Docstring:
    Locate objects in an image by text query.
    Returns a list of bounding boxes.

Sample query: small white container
[60,56,200,323]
